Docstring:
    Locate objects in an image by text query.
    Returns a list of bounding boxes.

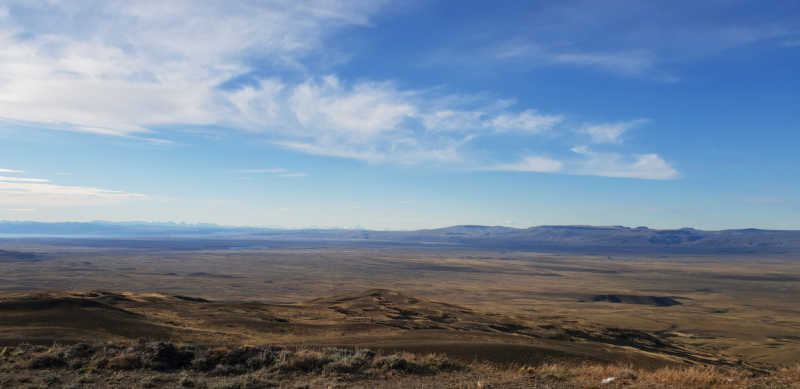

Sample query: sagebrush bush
[776,363,800,385]
[65,343,94,359]
[107,352,143,370]
[142,342,194,370]
[37,372,61,384]
[180,374,208,388]
[373,354,408,370]
[140,376,157,388]
[27,353,67,369]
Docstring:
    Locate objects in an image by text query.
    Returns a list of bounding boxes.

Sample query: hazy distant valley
[3,221,800,255]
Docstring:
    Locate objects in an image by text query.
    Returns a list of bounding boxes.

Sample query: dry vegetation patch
[1,342,799,388]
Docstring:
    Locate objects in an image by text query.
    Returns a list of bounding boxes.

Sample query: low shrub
[65,343,95,359]
[277,350,332,372]
[37,372,61,384]
[180,374,208,388]
[372,352,462,375]
[140,376,157,388]
[373,355,408,370]
[211,376,253,389]
[107,352,143,370]
[142,342,194,370]
[411,353,463,374]
[92,356,110,369]
[209,363,247,377]
[225,346,275,366]
[775,363,800,385]
[68,358,86,370]
[27,353,67,369]
[245,355,268,370]
[192,356,216,371]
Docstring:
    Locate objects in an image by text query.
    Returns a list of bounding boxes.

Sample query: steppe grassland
[1,239,799,367]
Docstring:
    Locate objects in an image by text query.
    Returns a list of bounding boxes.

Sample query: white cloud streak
[0,174,148,206]
[486,156,563,172]
[492,42,656,76]
[549,51,655,75]
[237,169,286,174]
[479,1,796,79]
[583,119,649,143]
[746,196,789,204]
[569,146,677,180]
[0,168,26,173]
[236,168,307,178]
[491,110,562,133]
[0,176,49,183]
[288,76,415,138]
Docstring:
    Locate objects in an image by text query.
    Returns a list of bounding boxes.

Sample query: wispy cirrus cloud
[288,76,415,138]
[232,76,559,163]
[568,146,677,180]
[746,196,790,204]
[0,176,48,183]
[490,42,656,76]
[237,169,285,174]
[425,1,799,82]
[0,1,677,179]
[0,0,387,137]
[0,168,26,173]
[491,110,562,133]
[485,156,563,173]
[485,145,676,180]
[0,175,148,206]
[235,168,307,178]
[582,119,649,143]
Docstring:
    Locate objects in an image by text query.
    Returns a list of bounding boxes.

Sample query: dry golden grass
[1,340,799,388]
[508,362,800,389]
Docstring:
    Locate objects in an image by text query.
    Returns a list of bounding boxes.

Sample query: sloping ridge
[305,289,725,369]
[307,288,493,329]
[0,294,177,343]
[0,298,139,315]
[0,289,742,369]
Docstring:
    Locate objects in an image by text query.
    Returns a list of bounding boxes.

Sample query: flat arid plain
[1,226,800,388]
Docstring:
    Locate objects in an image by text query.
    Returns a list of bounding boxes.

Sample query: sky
[0,0,798,230]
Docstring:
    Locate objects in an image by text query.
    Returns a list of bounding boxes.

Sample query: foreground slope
[0,289,760,371]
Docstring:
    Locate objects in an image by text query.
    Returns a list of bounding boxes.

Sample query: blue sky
[0,0,798,230]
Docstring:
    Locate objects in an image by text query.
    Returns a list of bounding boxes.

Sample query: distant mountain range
[1,221,798,254]
[0,220,260,236]
[248,225,800,254]
[0,220,364,235]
